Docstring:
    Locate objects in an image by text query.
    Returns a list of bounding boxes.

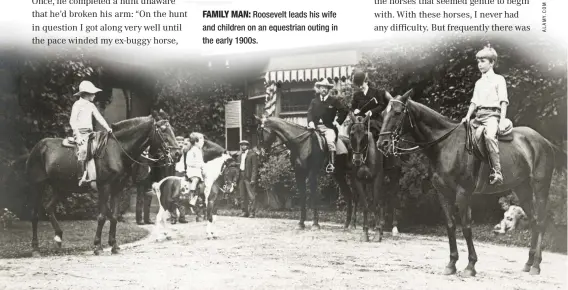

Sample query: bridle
[256,122,313,156]
[350,116,371,166]
[377,99,461,156]
[111,119,181,167]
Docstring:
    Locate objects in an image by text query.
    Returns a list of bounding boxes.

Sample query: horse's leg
[390,168,402,236]
[351,181,358,230]
[30,183,44,257]
[528,176,552,275]
[309,169,320,230]
[514,184,537,273]
[432,175,458,275]
[94,184,110,255]
[372,173,385,243]
[294,167,307,230]
[108,185,122,254]
[44,188,63,248]
[334,169,353,230]
[456,190,477,277]
[353,180,369,242]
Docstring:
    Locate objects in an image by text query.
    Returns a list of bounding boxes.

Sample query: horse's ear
[401,89,413,102]
[385,91,393,101]
[151,110,159,119]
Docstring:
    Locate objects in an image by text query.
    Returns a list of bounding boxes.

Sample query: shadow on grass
[216,208,567,254]
[0,218,149,259]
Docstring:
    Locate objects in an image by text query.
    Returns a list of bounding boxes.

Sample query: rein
[258,124,314,156]
[378,100,461,156]
[109,120,179,168]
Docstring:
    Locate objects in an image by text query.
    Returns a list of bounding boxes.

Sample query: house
[222,46,364,149]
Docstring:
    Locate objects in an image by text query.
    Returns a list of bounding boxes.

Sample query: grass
[0,213,149,259]
[216,207,567,254]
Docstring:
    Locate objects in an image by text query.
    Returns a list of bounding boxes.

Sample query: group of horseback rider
[308,43,506,185]
[69,43,507,197]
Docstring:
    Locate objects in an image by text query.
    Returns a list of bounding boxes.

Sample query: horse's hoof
[296,224,306,230]
[165,235,172,241]
[360,234,370,242]
[443,266,457,275]
[461,268,476,277]
[94,249,101,256]
[522,264,531,272]
[392,227,399,236]
[111,247,120,254]
[31,251,41,258]
[312,224,321,230]
[529,266,541,275]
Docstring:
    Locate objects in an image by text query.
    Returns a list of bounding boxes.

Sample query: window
[281,91,313,113]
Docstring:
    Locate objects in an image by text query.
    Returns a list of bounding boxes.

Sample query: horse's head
[254,114,279,157]
[377,89,413,156]
[150,109,183,164]
[349,112,371,167]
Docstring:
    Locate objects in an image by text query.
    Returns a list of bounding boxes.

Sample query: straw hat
[74,80,102,97]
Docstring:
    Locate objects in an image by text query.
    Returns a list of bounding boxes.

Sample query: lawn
[0,214,149,259]
[217,208,567,254]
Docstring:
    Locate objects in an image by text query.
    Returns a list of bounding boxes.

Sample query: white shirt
[240,150,248,171]
[471,69,509,108]
[70,98,110,130]
[320,93,329,102]
[363,85,369,96]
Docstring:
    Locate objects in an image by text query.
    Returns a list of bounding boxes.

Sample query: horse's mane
[267,116,308,130]
[409,99,458,125]
[111,116,152,131]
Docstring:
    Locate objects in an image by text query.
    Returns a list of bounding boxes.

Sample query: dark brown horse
[348,113,386,242]
[25,111,182,256]
[377,89,566,276]
[255,115,356,230]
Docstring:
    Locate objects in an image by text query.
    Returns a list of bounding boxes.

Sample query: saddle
[62,132,109,181]
[465,118,514,193]
[313,129,350,156]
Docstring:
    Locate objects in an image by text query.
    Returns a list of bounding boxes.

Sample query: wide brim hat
[239,140,250,146]
[74,80,102,96]
[314,78,334,88]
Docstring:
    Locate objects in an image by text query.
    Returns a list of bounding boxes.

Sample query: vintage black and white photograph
[0,31,566,289]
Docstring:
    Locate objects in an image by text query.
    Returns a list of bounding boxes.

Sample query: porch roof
[263,50,360,83]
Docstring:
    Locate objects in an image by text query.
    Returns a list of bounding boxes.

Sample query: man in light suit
[237,140,259,218]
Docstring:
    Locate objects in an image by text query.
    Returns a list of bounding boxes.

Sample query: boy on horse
[69,80,112,186]
[350,68,393,138]
[307,78,349,173]
[461,44,509,185]
[185,132,205,201]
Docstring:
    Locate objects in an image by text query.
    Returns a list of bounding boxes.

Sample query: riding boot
[78,160,89,186]
[135,192,144,225]
[326,150,336,173]
[485,137,503,185]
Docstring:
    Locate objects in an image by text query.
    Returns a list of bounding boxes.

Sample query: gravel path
[0,216,566,290]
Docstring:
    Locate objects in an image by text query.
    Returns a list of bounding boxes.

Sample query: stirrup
[325,163,335,173]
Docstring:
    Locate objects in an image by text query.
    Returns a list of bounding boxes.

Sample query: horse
[347,113,386,242]
[25,110,182,256]
[198,154,239,239]
[376,89,567,276]
[255,115,356,230]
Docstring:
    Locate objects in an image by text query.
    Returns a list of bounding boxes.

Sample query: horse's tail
[552,143,567,173]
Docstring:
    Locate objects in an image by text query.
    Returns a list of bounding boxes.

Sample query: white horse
[197,153,233,239]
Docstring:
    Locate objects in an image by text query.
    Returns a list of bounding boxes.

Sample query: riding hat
[351,69,367,87]
[74,80,102,97]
